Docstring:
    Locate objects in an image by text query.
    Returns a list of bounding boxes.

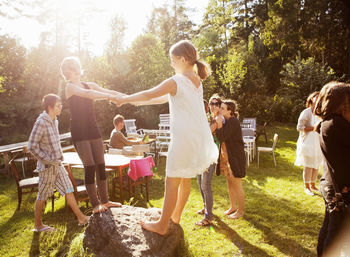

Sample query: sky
[0,0,209,56]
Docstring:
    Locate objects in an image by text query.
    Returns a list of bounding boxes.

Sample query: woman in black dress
[60,57,122,214]
[215,100,246,219]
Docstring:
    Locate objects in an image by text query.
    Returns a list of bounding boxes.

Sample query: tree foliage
[1,1,350,144]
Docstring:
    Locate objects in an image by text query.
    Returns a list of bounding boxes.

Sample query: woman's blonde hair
[169,40,211,80]
[60,56,82,81]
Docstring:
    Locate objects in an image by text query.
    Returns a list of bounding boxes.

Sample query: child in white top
[115,40,218,235]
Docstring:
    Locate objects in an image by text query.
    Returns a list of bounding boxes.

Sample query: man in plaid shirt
[28,94,89,232]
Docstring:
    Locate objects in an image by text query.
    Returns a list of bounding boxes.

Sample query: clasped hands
[109,93,128,107]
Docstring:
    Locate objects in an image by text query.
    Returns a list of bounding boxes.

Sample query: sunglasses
[209,102,221,107]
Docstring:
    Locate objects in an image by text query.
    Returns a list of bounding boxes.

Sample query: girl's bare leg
[141,177,181,235]
[310,168,319,190]
[171,178,192,224]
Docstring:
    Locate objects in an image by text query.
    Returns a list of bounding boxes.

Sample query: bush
[276,55,340,122]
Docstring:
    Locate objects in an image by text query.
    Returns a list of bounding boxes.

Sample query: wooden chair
[9,155,54,211]
[257,133,278,167]
[256,122,268,143]
[111,165,130,202]
[12,148,37,178]
[64,164,89,207]
[127,157,154,202]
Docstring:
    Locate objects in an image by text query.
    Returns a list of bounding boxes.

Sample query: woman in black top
[60,57,122,214]
[215,100,246,219]
[314,81,350,256]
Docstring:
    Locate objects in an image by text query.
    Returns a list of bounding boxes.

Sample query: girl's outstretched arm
[87,82,126,96]
[132,95,169,106]
[66,82,115,101]
[115,78,177,106]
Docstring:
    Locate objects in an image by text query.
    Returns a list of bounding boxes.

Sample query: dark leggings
[74,138,109,208]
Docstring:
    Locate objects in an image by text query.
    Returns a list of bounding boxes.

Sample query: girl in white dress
[115,40,219,235]
[295,91,323,195]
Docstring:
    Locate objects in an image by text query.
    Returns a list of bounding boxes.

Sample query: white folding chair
[243,136,256,162]
[257,133,278,167]
[243,118,257,132]
[158,114,170,131]
[124,119,144,137]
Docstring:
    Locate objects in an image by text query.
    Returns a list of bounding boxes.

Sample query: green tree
[146,0,195,53]
[125,34,172,128]
[276,55,339,122]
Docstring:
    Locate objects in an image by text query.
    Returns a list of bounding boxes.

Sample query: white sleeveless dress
[166,74,219,178]
[295,107,323,169]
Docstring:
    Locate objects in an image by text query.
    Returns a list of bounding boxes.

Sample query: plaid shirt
[28,111,63,171]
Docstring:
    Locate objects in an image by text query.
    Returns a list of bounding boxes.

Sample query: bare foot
[78,215,90,226]
[93,204,108,214]
[103,201,122,208]
[170,214,181,224]
[228,211,244,219]
[224,208,237,215]
[140,220,168,235]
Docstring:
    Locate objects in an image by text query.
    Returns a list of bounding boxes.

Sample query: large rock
[83,206,184,257]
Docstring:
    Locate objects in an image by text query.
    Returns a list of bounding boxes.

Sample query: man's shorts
[37,165,74,201]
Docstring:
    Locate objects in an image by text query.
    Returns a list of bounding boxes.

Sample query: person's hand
[216,114,223,128]
[110,95,126,107]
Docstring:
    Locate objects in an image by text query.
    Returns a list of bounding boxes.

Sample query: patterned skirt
[220,142,234,178]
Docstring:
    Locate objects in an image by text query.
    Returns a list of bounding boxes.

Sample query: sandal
[195,218,213,227]
[196,209,205,215]
[224,208,237,215]
[32,226,56,233]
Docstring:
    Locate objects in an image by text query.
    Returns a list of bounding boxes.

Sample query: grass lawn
[0,123,325,256]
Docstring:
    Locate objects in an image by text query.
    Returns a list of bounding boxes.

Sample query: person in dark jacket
[215,99,246,219]
[314,81,350,256]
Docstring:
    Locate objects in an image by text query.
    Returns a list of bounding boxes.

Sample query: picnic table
[0,132,72,176]
[62,152,142,202]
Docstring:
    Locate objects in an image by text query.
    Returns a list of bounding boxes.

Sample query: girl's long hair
[314,81,350,120]
[169,40,211,80]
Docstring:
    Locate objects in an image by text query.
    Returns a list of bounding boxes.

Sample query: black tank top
[67,82,101,142]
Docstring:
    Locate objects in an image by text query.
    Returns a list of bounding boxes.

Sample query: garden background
[1,0,350,256]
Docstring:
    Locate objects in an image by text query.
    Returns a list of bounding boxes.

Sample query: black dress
[67,82,101,143]
[216,116,246,178]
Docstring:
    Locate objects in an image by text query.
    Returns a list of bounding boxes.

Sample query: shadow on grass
[212,215,271,257]
[242,182,318,256]
[204,166,320,256]
[29,233,40,257]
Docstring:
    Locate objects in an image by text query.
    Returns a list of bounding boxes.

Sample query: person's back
[109,129,133,149]
[319,114,350,187]
[167,74,218,178]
